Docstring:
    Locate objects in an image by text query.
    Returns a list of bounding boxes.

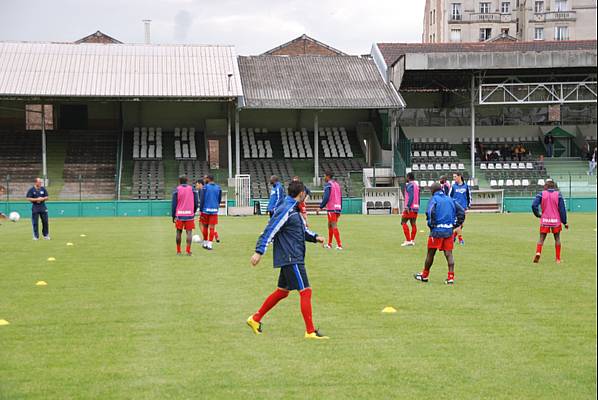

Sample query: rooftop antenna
[143,19,151,44]
[227,73,233,92]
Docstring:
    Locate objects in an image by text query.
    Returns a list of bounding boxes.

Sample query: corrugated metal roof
[376,40,598,67]
[0,42,243,98]
[238,55,404,109]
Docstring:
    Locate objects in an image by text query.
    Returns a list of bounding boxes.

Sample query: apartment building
[423,0,597,43]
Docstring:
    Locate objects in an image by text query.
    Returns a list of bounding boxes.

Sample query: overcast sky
[0,0,424,54]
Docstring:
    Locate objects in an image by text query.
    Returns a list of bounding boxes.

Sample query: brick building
[261,34,347,56]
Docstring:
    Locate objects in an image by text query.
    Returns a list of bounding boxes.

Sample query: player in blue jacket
[414,182,466,285]
[449,172,471,245]
[199,175,222,250]
[247,180,329,340]
[266,175,285,217]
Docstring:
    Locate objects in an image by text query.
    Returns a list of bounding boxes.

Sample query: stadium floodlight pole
[41,105,48,186]
[470,74,476,180]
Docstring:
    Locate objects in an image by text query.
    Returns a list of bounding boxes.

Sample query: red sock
[214,231,219,240]
[176,244,181,253]
[328,227,333,246]
[448,271,454,280]
[209,227,216,241]
[410,223,417,241]
[536,243,543,254]
[333,228,342,247]
[555,244,561,260]
[422,269,430,279]
[202,225,208,241]
[458,235,463,241]
[253,288,289,322]
[300,288,315,334]
[402,224,411,241]
[186,244,191,254]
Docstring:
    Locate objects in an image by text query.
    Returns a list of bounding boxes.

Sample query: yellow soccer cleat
[246,316,262,335]
[304,329,329,340]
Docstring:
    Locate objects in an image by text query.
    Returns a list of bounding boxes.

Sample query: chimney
[143,19,151,44]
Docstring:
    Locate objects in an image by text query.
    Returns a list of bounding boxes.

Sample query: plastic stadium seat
[506,179,514,186]
[421,151,428,157]
[413,151,420,157]
[538,179,545,186]
[450,151,457,157]
[480,163,487,170]
[435,164,442,170]
[443,163,450,170]
[495,163,502,170]
[514,179,522,187]
[518,162,526,169]
[522,179,530,186]
[490,180,498,187]
[498,179,504,186]
[411,164,419,171]
[511,163,518,169]
[488,163,495,170]
[420,164,427,171]
[450,163,457,170]
[503,163,510,169]
[526,163,533,169]
[427,164,434,171]
[420,180,427,187]
[458,163,465,170]
[428,180,435,187]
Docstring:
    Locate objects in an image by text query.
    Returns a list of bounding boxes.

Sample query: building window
[501,1,510,13]
[555,26,569,40]
[501,28,510,36]
[480,28,492,41]
[555,0,568,11]
[430,11,433,25]
[534,27,544,40]
[480,2,491,13]
[534,1,544,13]
[450,28,462,42]
[451,3,462,20]
[25,104,54,131]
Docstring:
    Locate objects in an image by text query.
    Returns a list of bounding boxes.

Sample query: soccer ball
[9,211,20,222]
[192,234,202,243]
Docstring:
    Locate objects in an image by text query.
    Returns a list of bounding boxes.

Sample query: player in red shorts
[414,182,465,284]
[531,179,568,263]
[171,176,198,256]
[401,172,420,246]
[319,171,343,250]
[199,175,222,250]
[196,179,220,243]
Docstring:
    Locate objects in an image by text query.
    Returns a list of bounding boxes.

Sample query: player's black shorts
[277,264,310,291]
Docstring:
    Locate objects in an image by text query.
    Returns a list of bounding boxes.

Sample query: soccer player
[195,179,219,243]
[0,185,6,222]
[26,178,50,240]
[449,172,471,245]
[439,176,451,195]
[199,175,222,250]
[267,175,285,218]
[531,179,568,264]
[414,182,466,285]
[401,172,420,247]
[171,175,198,256]
[319,171,343,250]
[246,180,329,339]
[293,176,310,225]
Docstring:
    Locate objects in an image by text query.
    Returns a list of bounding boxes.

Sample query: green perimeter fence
[0,198,365,218]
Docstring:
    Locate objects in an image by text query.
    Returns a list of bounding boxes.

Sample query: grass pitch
[0,213,596,399]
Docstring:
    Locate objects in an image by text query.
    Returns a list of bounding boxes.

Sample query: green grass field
[1,213,596,399]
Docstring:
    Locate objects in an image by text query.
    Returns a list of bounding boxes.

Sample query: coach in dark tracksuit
[26,178,50,240]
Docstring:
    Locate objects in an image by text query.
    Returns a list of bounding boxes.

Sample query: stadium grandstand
[372,39,597,202]
[1,34,596,213]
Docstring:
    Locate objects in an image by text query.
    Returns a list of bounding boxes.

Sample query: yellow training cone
[66,242,74,246]
[382,306,397,313]
[36,281,48,286]
[80,234,87,237]
[420,230,425,233]
[47,257,56,262]
[0,319,9,326]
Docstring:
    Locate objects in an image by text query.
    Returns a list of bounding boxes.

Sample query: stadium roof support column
[313,111,319,185]
[390,109,397,174]
[235,108,240,176]
[470,74,476,180]
[227,103,232,180]
[41,105,48,186]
